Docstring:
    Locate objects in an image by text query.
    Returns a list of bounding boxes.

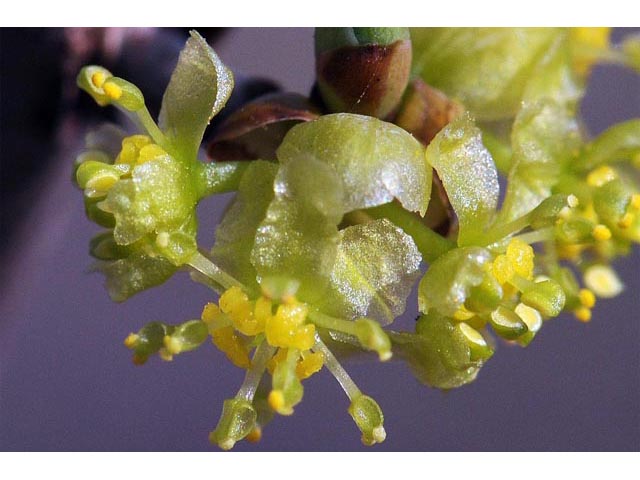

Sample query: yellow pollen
[91,71,106,88]
[212,326,251,369]
[574,307,592,323]
[103,81,123,100]
[246,426,262,443]
[124,333,138,349]
[201,302,221,324]
[587,165,616,187]
[268,390,286,413]
[592,224,612,241]
[296,351,324,379]
[631,194,640,211]
[578,289,596,309]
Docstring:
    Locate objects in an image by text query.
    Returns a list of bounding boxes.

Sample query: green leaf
[159,30,234,160]
[425,114,499,245]
[411,28,558,120]
[390,312,484,390]
[499,99,580,222]
[95,252,177,303]
[579,119,640,171]
[276,113,431,215]
[251,155,344,304]
[211,161,278,294]
[418,246,491,317]
[315,218,422,326]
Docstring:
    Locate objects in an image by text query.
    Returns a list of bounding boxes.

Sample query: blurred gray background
[0,28,639,451]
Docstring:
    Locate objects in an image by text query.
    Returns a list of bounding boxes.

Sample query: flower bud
[456,323,494,362]
[348,394,386,446]
[584,264,624,298]
[520,279,566,318]
[465,274,503,314]
[209,398,257,450]
[102,77,145,112]
[315,27,411,119]
[77,65,114,106]
[489,306,529,340]
[268,351,304,416]
[514,303,542,347]
[83,196,115,228]
[163,320,209,356]
[124,321,174,365]
[354,318,392,361]
[530,194,572,229]
[76,160,128,198]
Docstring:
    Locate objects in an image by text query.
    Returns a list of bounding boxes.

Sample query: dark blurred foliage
[0,28,277,279]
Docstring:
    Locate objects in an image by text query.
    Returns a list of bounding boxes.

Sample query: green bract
[425,113,499,246]
[411,28,559,120]
[253,113,429,303]
[159,31,234,160]
[316,218,421,325]
[211,161,278,294]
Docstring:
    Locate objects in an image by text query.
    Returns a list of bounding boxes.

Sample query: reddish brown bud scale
[207,93,320,162]
[316,39,412,120]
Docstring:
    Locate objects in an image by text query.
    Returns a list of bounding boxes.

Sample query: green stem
[187,250,245,291]
[313,335,361,401]
[308,311,359,337]
[195,161,250,199]
[236,340,276,402]
[135,107,169,150]
[480,214,532,247]
[364,202,456,262]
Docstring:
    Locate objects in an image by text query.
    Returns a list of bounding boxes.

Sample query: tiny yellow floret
[586,165,617,187]
[124,333,138,349]
[630,194,640,211]
[574,306,592,323]
[268,390,286,413]
[296,351,324,380]
[592,224,612,241]
[578,288,596,309]
[506,239,534,280]
[515,303,542,332]
[212,326,251,369]
[103,81,122,100]
[201,302,222,324]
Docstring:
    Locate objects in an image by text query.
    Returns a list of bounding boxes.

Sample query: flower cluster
[72,28,640,449]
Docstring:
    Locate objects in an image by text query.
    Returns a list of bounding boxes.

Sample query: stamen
[236,340,276,402]
[91,71,106,88]
[313,334,361,401]
[187,251,245,292]
[103,81,123,100]
[592,224,612,241]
